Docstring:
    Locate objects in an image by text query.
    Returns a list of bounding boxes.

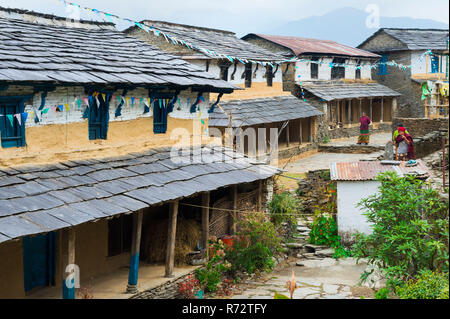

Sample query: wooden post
[369,99,373,121]
[299,120,303,145]
[336,100,340,127]
[127,211,144,293]
[347,100,351,125]
[62,228,76,299]
[286,122,290,147]
[165,200,178,278]
[359,99,362,118]
[201,192,210,259]
[380,98,384,123]
[310,118,314,143]
[258,180,263,211]
[231,185,237,234]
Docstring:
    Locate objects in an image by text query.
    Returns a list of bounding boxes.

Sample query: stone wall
[392,117,449,137]
[370,51,426,118]
[297,169,336,215]
[277,142,318,160]
[131,269,198,299]
[413,131,447,159]
[326,122,392,140]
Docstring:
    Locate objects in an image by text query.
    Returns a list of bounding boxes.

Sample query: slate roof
[127,20,282,62]
[208,96,323,128]
[242,34,380,59]
[330,160,430,181]
[302,82,401,101]
[0,146,280,244]
[359,28,449,52]
[0,14,237,92]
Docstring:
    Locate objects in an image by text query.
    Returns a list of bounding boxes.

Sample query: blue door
[23,232,57,293]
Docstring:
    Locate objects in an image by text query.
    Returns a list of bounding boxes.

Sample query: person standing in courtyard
[395,127,415,161]
[357,112,371,145]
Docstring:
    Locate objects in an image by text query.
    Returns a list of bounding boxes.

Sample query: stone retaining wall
[413,131,447,159]
[130,269,199,299]
[326,122,392,140]
[318,144,384,154]
[392,117,448,137]
[277,143,318,160]
[297,169,336,215]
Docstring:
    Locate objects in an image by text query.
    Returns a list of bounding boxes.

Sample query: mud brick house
[208,96,322,160]
[358,28,449,118]
[242,34,401,141]
[0,8,280,299]
[125,21,323,159]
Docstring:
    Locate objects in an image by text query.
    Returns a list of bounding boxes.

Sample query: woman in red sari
[395,127,415,160]
[357,112,371,145]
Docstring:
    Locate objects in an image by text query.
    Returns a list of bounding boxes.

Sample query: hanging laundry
[421,82,431,100]
[440,83,449,97]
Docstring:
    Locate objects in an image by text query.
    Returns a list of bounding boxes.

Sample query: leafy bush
[195,240,230,293]
[308,214,339,246]
[268,192,299,236]
[226,241,274,274]
[226,212,281,275]
[375,288,390,299]
[353,172,449,287]
[308,214,351,259]
[396,270,449,299]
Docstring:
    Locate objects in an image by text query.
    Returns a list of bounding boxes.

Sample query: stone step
[304,244,328,252]
[314,248,335,258]
[285,242,305,249]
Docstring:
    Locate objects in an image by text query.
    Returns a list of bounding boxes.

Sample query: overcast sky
[1,0,448,36]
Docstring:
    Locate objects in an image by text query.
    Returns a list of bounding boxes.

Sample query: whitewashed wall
[190,59,283,85]
[411,50,448,75]
[295,57,373,81]
[337,180,380,243]
[2,85,211,129]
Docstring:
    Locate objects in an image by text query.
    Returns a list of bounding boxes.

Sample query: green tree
[352,172,449,289]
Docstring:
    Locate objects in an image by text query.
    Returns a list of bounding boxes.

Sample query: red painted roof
[330,160,430,181]
[250,34,380,58]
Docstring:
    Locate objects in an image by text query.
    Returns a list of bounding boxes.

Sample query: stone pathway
[283,133,390,174]
[284,152,383,174]
[324,132,392,148]
[228,257,374,300]
[227,219,380,300]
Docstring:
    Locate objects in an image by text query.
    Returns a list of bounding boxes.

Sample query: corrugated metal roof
[0,146,280,244]
[0,14,237,91]
[245,34,380,58]
[330,160,430,181]
[209,95,323,127]
[302,82,401,101]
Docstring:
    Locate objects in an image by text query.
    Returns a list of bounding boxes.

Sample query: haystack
[141,219,201,265]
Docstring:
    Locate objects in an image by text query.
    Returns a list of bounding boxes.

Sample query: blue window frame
[87,94,110,140]
[153,99,168,134]
[378,54,388,75]
[431,55,440,74]
[0,96,30,148]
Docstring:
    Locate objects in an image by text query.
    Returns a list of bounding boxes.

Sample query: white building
[330,160,430,244]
